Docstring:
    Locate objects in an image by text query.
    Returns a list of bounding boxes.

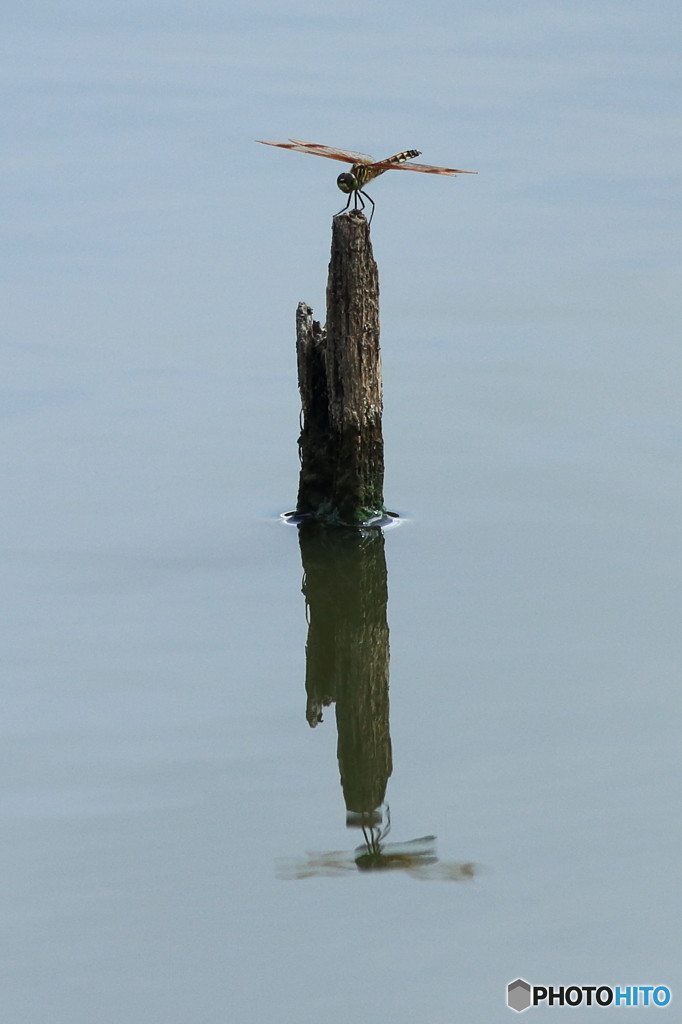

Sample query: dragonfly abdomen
[351,150,422,189]
[381,149,421,165]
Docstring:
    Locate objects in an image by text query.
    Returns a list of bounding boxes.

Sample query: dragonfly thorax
[337,171,358,194]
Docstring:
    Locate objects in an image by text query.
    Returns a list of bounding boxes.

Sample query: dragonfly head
[337,171,358,193]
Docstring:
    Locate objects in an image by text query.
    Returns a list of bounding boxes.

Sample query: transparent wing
[256,140,375,164]
[374,160,477,175]
[407,860,479,881]
[275,850,357,879]
[288,139,375,163]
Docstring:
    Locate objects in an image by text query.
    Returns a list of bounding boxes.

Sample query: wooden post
[295,210,385,524]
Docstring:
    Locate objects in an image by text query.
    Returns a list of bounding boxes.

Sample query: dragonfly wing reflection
[406,860,478,881]
[275,851,357,879]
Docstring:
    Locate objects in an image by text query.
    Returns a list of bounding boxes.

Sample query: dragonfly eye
[337,172,357,193]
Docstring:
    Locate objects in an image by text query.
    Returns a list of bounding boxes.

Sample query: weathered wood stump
[296,210,385,524]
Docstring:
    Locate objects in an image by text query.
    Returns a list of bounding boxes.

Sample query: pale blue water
[1,2,680,1021]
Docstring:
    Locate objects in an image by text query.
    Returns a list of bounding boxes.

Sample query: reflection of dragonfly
[256,139,476,223]
[276,811,477,881]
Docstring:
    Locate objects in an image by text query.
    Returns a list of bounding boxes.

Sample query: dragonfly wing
[288,140,375,163]
[375,160,477,175]
[256,140,374,164]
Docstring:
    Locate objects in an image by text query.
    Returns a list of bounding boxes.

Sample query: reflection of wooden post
[298,522,392,819]
[296,210,384,524]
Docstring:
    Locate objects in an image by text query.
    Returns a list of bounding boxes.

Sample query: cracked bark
[295,210,384,524]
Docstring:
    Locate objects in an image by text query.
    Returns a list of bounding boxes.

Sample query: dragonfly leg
[336,191,353,217]
[360,189,375,224]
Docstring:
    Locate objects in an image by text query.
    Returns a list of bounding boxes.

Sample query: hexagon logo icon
[507,978,532,1012]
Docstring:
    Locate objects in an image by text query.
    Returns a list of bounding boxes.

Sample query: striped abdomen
[352,149,421,188]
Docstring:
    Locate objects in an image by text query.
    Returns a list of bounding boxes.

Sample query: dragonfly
[257,138,476,223]
[275,811,478,881]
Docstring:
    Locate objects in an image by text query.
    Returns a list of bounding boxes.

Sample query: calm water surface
[1,1,680,1021]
